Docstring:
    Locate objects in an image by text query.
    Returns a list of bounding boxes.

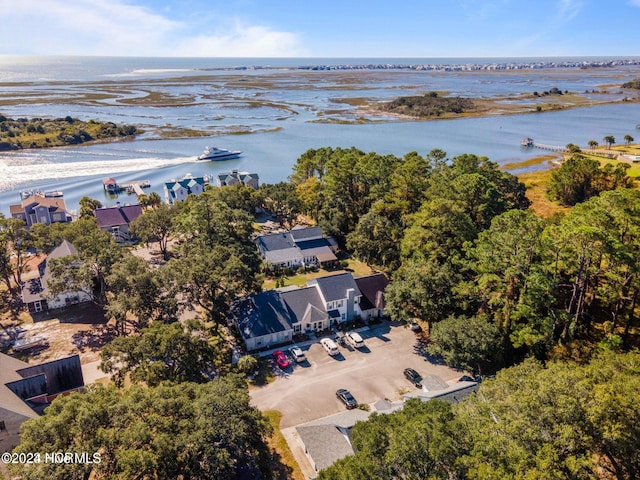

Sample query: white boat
[197,146,242,161]
[13,335,48,352]
[20,189,64,200]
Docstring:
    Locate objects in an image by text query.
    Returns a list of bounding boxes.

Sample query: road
[250,322,462,428]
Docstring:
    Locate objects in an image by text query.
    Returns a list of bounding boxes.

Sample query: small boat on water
[197,146,242,161]
[20,189,64,200]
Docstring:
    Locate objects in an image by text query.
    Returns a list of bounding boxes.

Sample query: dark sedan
[404,368,423,388]
[336,388,358,409]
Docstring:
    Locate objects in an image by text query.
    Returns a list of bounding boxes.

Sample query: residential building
[0,353,84,453]
[295,380,478,477]
[354,273,389,320]
[164,174,207,204]
[94,204,143,243]
[8,194,71,227]
[255,226,339,270]
[217,169,259,189]
[232,272,388,351]
[296,409,371,475]
[21,240,92,313]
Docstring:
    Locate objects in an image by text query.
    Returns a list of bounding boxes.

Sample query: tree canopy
[10,376,272,480]
[320,351,640,480]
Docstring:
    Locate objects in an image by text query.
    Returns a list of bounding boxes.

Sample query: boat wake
[0,155,196,192]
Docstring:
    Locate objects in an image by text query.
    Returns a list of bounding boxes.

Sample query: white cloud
[168,22,308,57]
[629,0,640,6]
[557,0,584,22]
[0,0,306,56]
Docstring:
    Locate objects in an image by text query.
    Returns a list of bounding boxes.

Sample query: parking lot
[249,322,463,429]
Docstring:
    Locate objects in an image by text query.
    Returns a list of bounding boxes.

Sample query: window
[0,420,6,431]
[294,324,301,333]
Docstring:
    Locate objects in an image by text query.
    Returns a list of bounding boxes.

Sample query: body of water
[1,56,640,215]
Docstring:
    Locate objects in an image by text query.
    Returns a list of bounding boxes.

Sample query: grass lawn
[513,145,640,217]
[263,256,375,291]
[517,168,569,218]
[263,410,305,480]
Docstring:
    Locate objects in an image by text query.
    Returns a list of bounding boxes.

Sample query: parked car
[321,338,339,356]
[335,331,346,346]
[272,350,290,369]
[409,321,422,333]
[403,368,423,388]
[336,388,358,409]
[346,331,365,349]
[288,346,306,363]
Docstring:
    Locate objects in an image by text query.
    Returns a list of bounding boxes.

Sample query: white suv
[346,331,365,349]
[321,338,339,356]
[288,346,306,363]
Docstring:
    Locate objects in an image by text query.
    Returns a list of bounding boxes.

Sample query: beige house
[9,194,71,227]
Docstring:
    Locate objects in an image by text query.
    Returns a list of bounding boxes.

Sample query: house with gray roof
[217,169,259,189]
[0,353,84,453]
[232,272,388,351]
[296,408,371,475]
[164,174,207,204]
[255,226,338,270]
[94,204,143,243]
[20,240,92,313]
[308,273,363,324]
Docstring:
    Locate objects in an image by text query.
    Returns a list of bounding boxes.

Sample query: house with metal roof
[255,226,339,270]
[94,204,143,243]
[20,240,92,313]
[164,174,207,204]
[0,353,84,453]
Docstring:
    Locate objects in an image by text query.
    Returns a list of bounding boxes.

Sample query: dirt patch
[2,303,115,364]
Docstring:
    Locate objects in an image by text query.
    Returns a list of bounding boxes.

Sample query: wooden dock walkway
[530,142,567,152]
[103,179,151,196]
[521,137,620,158]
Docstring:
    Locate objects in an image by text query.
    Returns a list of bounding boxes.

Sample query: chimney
[346,288,355,320]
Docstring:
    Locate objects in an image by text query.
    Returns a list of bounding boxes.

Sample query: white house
[164,175,207,204]
[21,240,92,313]
[232,272,388,351]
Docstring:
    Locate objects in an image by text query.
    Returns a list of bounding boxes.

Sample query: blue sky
[1,0,639,57]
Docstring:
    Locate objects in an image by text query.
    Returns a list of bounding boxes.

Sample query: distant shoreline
[203,58,640,73]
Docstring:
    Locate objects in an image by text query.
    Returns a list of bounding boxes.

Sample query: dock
[521,137,566,152]
[122,180,151,195]
[102,178,150,196]
[521,137,621,159]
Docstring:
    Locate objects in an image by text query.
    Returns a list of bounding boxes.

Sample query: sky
[0,0,639,58]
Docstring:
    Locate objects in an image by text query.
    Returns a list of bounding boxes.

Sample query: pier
[102,178,151,196]
[521,137,567,152]
[521,138,621,159]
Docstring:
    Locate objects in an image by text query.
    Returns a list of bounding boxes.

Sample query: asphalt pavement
[249,322,462,429]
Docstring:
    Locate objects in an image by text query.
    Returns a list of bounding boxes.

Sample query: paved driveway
[250,323,462,428]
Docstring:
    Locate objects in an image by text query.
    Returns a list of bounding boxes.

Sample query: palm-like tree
[624,134,634,147]
[588,140,598,149]
[603,135,616,148]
